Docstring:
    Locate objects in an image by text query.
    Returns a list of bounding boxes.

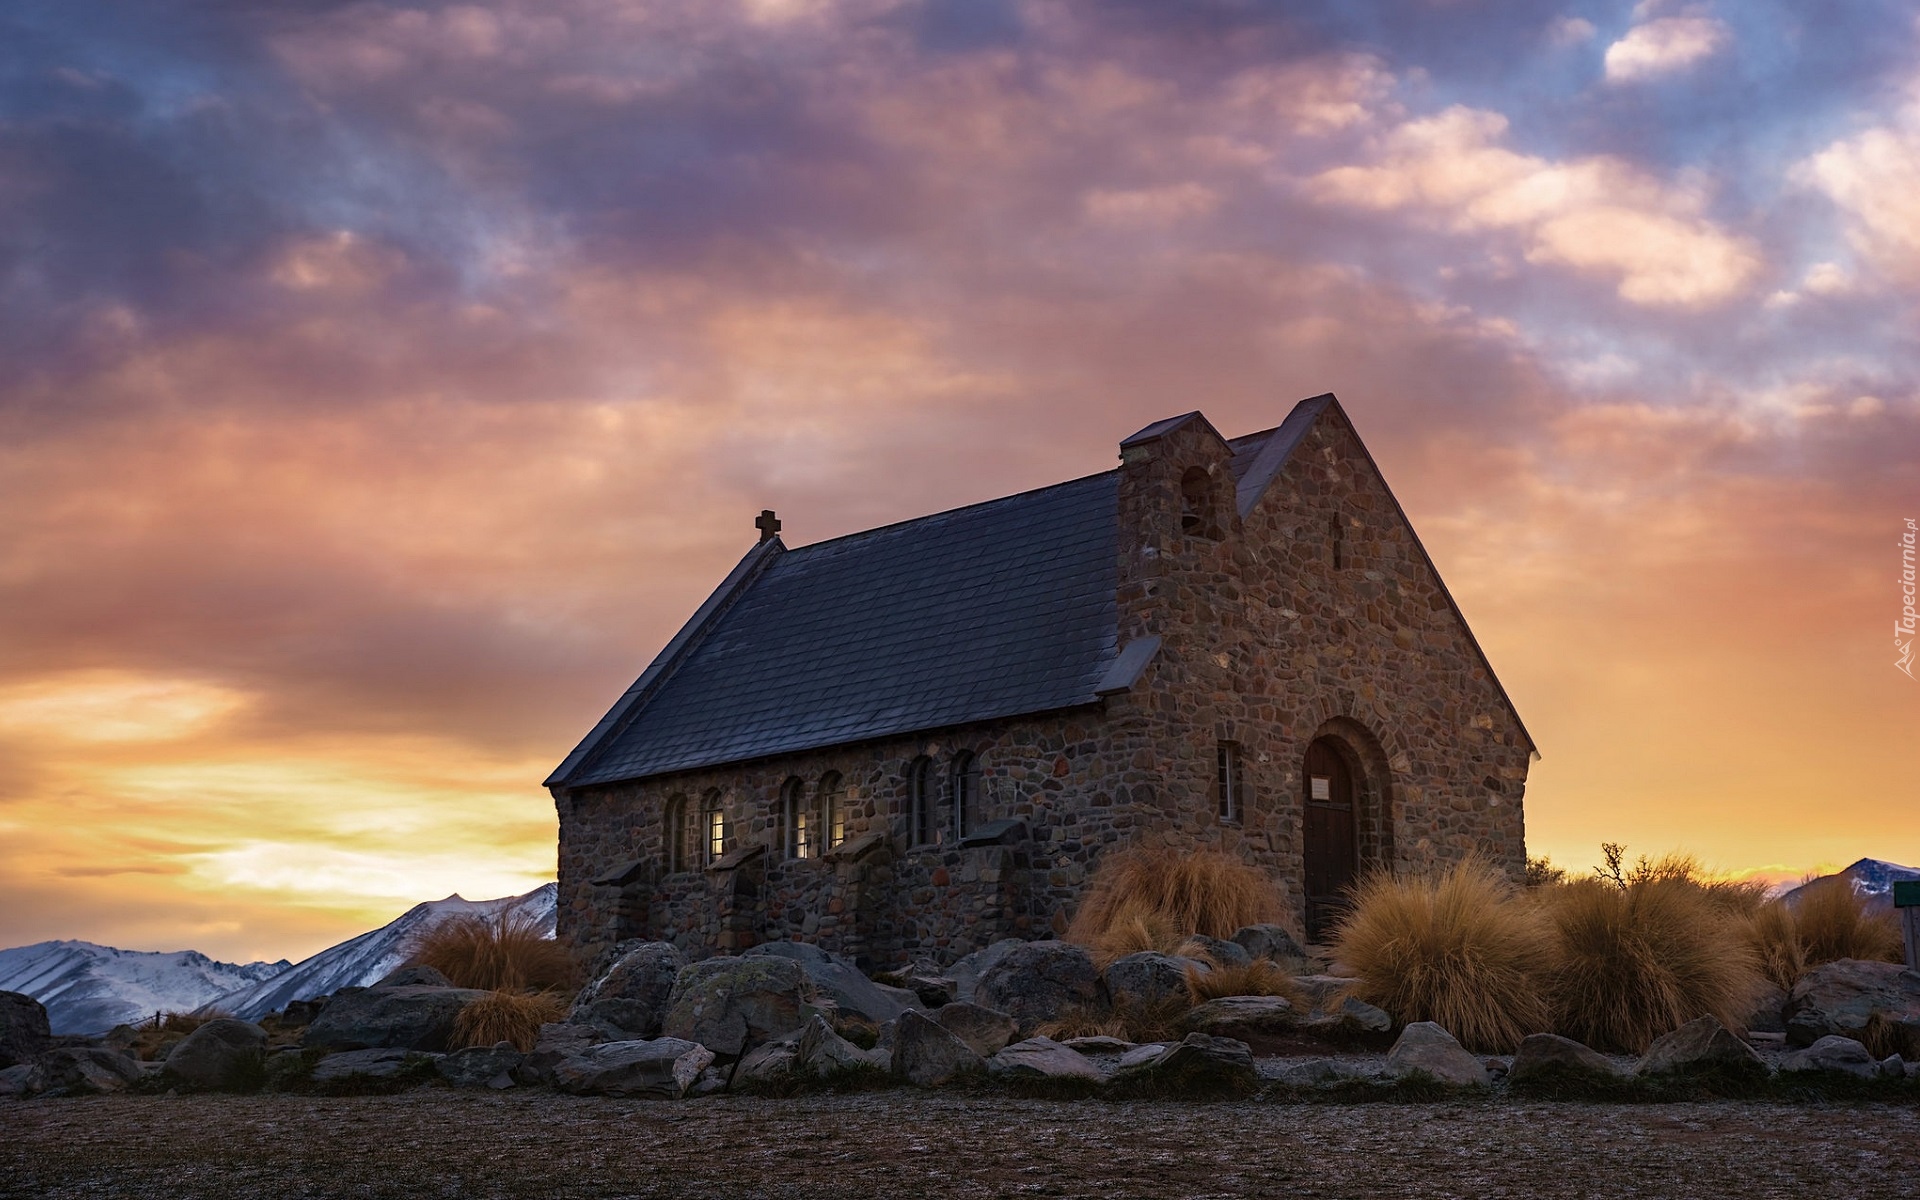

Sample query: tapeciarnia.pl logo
[1899,517,1917,679]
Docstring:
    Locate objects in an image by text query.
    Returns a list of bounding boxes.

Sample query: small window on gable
[950,751,980,841]
[1180,466,1219,539]
[1217,742,1244,824]
[665,794,691,873]
[820,772,846,852]
[702,789,726,865]
[779,777,810,860]
[908,755,937,847]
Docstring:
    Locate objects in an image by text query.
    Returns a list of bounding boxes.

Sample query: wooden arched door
[1303,737,1358,942]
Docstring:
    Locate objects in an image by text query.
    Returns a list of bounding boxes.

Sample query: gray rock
[1114,1032,1258,1094]
[436,1043,524,1089]
[1184,996,1297,1039]
[1636,1016,1766,1077]
[0,991,51,1069]
[1784,959,1920,1048]
[687,1064,731,1097]
[949,939,1028,1005]
[163,1018,268,1090]
[1508,1033,1620,1081]
[972,941,1106,1035]
[1115,1043,1173,1071]
[1104,952,1202,1009]
[1179,935,1253,969]
[550,1038,715,1098]
[1231,924,1308,964]
[931,1002,1018,1059]
[573,942,685,1038]
[310,1048,436,1085]
[515,1022,606,1086]
[0,1063,34,1096]
[374,964,453,989]
[1298,996,1393,1037]
[661,955,822,1057]
[793,1013,886,1075]
[988,1036,1105,1082]
[1062,1035,1136,1055]
[893,971,954,1009]
[890,1009,983,1087]
[29,1047,142,1096]
[1275,1057,1380,1087]
[1780,1035,1878,1078]
[1293,975,1358,1011]
[735,1039,798,1085]
[1881,1054,1907,1080]
[744,941,918,1025]
[1742,983,1788,1035]
[1386,1022,1488,1087]
[304,985,490,1053]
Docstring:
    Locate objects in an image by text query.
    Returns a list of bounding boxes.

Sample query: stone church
[548,395,1533,971]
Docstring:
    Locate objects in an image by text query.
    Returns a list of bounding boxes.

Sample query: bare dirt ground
[5,1092,1919,1199]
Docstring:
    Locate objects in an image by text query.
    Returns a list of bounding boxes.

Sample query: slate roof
[552,471,1125,787]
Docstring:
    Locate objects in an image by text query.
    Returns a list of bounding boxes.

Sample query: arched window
[950,751,979,841]
[701,789,726,866]
[664,794,691,873]
[819,772,846,852]
[779,777,811,860]
[907,755,936,846]
[1180,466,1218,538]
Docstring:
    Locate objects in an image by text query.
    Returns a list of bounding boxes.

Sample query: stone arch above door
[1300,715,1396,941]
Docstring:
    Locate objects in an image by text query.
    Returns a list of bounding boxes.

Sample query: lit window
[951,752,979,840]
[780,777,811,860]
[820,772,846,851]
[1217,742,1243,824]
[702,790,726,864]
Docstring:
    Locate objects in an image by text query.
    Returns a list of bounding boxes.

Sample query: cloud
[1604,16,1731,83]
[1303,106,1763,307]
[1798,86,1920,281]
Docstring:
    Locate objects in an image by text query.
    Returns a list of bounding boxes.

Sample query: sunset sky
[3,0,1917,965]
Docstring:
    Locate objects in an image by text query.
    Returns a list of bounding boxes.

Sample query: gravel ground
[5,1091,1919,1199]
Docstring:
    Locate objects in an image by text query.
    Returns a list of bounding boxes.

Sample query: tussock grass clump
[1790,878,1903,968]
[1036,998,1188,1045]
[1183,958,1307,1006]
[449,989,569,1052]
[1333,859,1553,1053]
[1066,845,1284,965]
[407,912,579,994]
[1743,900,1807,993]
[1538,877,1761,1054]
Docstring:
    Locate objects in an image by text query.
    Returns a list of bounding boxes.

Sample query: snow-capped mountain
[0,942,290,1035]
[206,883,557,1021]
[1782,858,1920,911]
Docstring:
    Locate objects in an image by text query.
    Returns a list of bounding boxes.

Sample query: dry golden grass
[1789,878,1903,967]
[1538,877,1762,1054]
[1744,900,1808,993]
[1034,998,1188,1045]
[1066,845,1284,965]
[1181,958,1306,1006]
[449,989,570,1052]
[407,912,580,994]
[1333,859,1553,1053]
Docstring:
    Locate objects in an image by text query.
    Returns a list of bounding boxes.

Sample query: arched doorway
[1303,737,1359,942]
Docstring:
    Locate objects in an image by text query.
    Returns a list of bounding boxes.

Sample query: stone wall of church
[554,404,1533,972]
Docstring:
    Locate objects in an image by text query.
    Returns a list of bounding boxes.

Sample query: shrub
[1524,856,1567,889]
[1333,859,1553,1053]
[449,989,569,1052]
[406,911,580,994]
[1065,844,1285,965]
[1538,877,1761,1053]
[1743,899,1807,993]
[1183,958,1306,1006]
[1790,877,1902,967]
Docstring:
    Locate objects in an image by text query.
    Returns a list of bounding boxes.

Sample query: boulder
[1784,960,1920,1048]
[31,1047,144,1096]
[550,1038,715,1099]
[892,969,955,1009]
[948,939,1027,1005]
[890,1009,983,1087]
[310,1048,436,1086]
[661,956,822,1057]
[0,991,51,1069]
[436,1043,524,1089]
[931,1002,1018,1059]
[1115,1043,1174,1071]
[573,942,685,1038]
[278,999,325,1028]
[1231,924,1308,964]
[1179,935,1253,969]
[1298,996,1393,1038]
[1104,952,1202,1009]
[1113,1032,1258,1095]
[1386,1022,1488,1087]
[744,941,918,1025]
[0,1063,34,1096]
[374,964,453,989]
[1742,983,1788,1036]
[516,1022,607,1087]
[1780,1035,1879,1078]
[1184,996,1297,1040]
[1293,975,1357,1012]
[988,1036,1105,1082]
[304,985,490,1053]
[1508,1033,1620,1081]
[1274,1057,1379,1088]
[735,1039,798,1086]
[163,1018,268,1090]
[972,941,1105,1035]
[793,1014,887,1075]
[1636,1016,1766,1077]
[1062,1036,1136,1055]
[687,1064,731,1097]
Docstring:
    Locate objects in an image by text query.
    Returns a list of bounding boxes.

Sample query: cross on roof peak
[756,509,782,543]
